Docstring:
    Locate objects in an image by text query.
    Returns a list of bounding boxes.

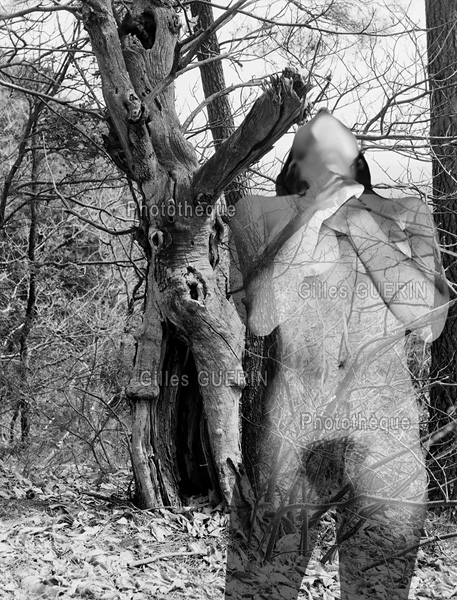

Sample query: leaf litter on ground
[0,458,456,599]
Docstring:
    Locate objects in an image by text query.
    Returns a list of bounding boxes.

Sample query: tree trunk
[188,0,292,493]
[10,119,39,443]
[190,0,235,146]
[82,0,307,508]
[425,1,457,501]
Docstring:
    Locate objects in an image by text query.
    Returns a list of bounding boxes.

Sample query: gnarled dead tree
[81,0,307,508]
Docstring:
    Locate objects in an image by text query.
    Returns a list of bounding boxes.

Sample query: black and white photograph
[0,1,456,598]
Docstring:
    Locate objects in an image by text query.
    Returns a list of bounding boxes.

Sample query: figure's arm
[230,177,364,336]
[329,196,449,342]
[234,177,364,273]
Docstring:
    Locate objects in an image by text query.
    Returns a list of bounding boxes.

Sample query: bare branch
[179,0,255,69]
[42,139,136,237]
[0,3,79,21]
[361,532,457,572]
[192,70,308,201]
[182,79,268,134]
[182,0,422,37]
[0,79,103,116]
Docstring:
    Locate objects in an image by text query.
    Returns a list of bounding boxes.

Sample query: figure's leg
[223,480,306,599]
[336,442,427,600]
[224,440,326,599]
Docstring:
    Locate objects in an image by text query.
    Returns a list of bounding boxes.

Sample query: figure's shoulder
[394,194,431,215]
[391,195,436,233]
[359,192,434,227]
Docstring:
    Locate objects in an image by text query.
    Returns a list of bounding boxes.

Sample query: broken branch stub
[193,70,309,201]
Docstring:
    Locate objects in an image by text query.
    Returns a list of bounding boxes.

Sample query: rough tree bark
[425,1,457,501]
[10,120,39,443]
[81,0,307,508]
[188,0,303,493]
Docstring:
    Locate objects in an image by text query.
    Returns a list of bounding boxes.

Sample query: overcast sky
[1,0,431,198]
[175,0,431,198]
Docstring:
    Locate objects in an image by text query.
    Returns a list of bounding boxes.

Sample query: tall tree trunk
[425,1,457,501]
[4,54,72,441]
[190,0,236,147]
[82,0,307,508]
[10,119,39,443]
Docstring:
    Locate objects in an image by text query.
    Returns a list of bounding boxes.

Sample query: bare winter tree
[80,0,310,509]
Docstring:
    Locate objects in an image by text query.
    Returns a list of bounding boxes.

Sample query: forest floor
[0,457,456,600]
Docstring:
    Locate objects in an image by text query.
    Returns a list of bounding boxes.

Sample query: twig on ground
[361,531,457,572]
[129,550,206,568]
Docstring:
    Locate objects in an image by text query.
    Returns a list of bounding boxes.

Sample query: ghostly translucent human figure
[226,110,449,599]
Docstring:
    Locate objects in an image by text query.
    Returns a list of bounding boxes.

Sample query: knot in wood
[185,266,207,303]
[126,94,143,122]
[149,229,172,253]
[150,230,164,250]
[168,13,181,34]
